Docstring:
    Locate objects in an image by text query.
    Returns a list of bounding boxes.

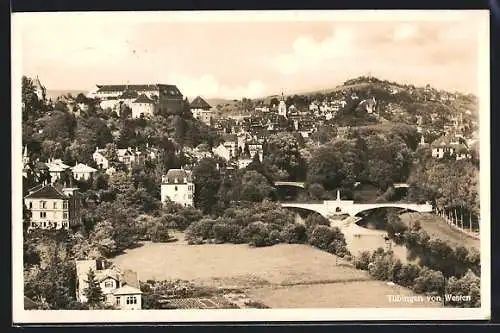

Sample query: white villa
[71,163,98,181]
[161,169,195,207]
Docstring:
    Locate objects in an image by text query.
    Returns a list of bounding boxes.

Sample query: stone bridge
[281,191,432,218]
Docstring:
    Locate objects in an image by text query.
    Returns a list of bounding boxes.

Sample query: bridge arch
[351,203,433,217]
[280,202,329,219]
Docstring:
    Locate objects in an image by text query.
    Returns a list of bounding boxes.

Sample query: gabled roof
[72,163,98,173]
[24,184,69,200]
[112,285,142,296]
[133,93,154,104]
[163,169,192,184]
[189,96,212,110]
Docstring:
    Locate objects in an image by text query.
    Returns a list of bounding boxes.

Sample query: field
[400,213,480,250]
[113,233,440,308]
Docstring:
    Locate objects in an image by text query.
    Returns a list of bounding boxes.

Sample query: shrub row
[353,248,480,307]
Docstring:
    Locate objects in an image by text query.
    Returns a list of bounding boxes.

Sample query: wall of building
[25,198,70,229]
[161,183,194,207]
[131,103,155,119]
[115,294,142,310]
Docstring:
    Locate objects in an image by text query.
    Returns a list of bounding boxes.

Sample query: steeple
[23,145,29,165]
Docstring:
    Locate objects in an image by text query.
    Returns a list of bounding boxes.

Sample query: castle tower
[278,92,287,118]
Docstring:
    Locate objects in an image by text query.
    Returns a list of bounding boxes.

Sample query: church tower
[23,145,30,165]
[278,92,287,118]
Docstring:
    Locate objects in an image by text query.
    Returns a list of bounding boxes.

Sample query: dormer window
[174,177,178,183]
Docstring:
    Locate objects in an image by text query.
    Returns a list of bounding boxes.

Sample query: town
[22,74,480,310]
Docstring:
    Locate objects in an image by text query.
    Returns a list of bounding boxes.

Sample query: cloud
[271,26,356,75]
[172,74,266,99]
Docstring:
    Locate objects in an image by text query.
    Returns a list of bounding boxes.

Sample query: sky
[14,10,488,99]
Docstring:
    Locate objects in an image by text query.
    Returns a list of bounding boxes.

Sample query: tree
[239,171,274,202]
[307,139,363,190]
[264,133,306,181]
[83,268,104,308]
[308,183,325,200]
[192,158,222,214]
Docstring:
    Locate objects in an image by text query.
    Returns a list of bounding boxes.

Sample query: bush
[309,225,335,250]
[327,239,350,257]
[354,251,371,270]
[241,221,272,247]
[445,270,481,307]
[147,220,170,243]
[211,222,241,243]
[413,268,445,295]
[185,218,216,242]
[395,264,422,288]
[280,223,307,244]
[304,213,329,233]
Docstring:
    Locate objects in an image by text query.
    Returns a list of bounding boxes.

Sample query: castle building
[89,84,184,115]
[160,169,195,207]
[189,96,213,126]
[131,93,156,118]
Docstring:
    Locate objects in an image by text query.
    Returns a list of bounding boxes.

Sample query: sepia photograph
[11,10,490,323]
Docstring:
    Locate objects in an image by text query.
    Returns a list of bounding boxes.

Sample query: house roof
[72,163,98,173]
[47,159,71,170]
[189,96,212,110]
[24,184,69,200]
[120,90,139,99]
[163,169,192,184]
[133,93,155,104]
[117,149,134,157]
[112,285,142,296]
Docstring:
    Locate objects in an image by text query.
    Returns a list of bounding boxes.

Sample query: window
[40,201,46,209]
[175,186,178,191]
[126,296,137,305]
[63,201,68,209]
[29,202,32,209]
[63,222,69,228]
[63,212,68,219]
[104,280,114,288]
[53,202,57,209]
[40,212,47,219]
[116,297,121,305]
